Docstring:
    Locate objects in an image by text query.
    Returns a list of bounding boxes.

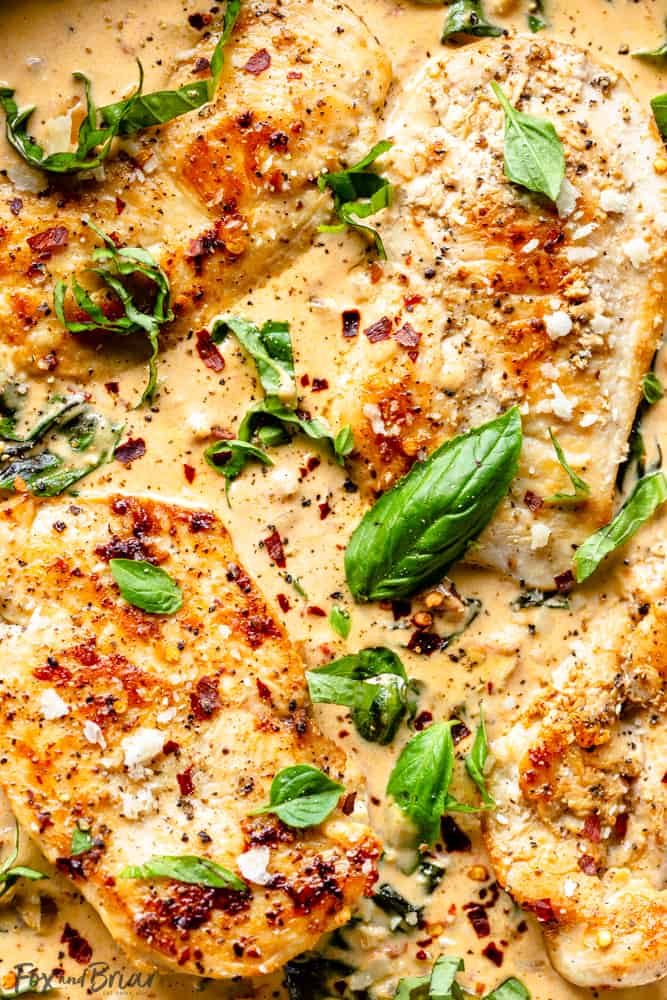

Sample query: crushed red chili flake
[189,511,215,533]
[524,490,544,512]
[404,294,423,311]
[244,48,271,74]
[188,11,212,28]
[307,606,327,617]
[413,711,433,731]
[662,770,667,784]
[363,316,392,343]
[61,924,92,964]
[451,720,471,744]
[9,197,22,216]
[104,381,119,395]
[190,676,221,721]
[578,854,597,875]
[163,740,180,755]
[277,593,290,613]
[287,70,302,80]
[394,323,421,349]
[183,464,196,484]
[256,678,272,701]
[115,196,126,215]
[177,765,195,797]
[115,437,146,466]
[27,225,69,256]
[195,56,210,72]
[583,814,601,843]
[407,630,442,655]
[392,599,411,620]
[341,792,357,815]
[342,309,361,338]
[466,906,491,938]
[441,816,472,853]
[263,529,286,568]
[554,569,575,592]
[530,898,557,924]
[311,378,329,392]
[614,813,628,838]
[482,942,503,967]
[300,374,310,387]
[319,502,331,520]
[195,328,225,372]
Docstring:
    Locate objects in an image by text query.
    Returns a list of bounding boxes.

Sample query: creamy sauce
[1,1,667,998]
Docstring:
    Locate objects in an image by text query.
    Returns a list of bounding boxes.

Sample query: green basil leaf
[643,371,664,405]
[387,722,461,845]
[1,980,55,999]
[329,605,351,639]
[574,470,667,582]
[334,424,355,461]
[211,315,296,400]
[252,764,344,828]
[318,140,393,259]
[0,822,47,898]
[284,956,353,1000]
[394,976,430,1000]
[442,1,503,41]
[430,956,465,1000]
[238,396,346,465]
[651,94,667,140]
[484,980,530,1000]
[544,428,590,505]
[490,82,565,202]
[71,825,94,856]
[510,588,569,610]
[120,854,246,890]
[633,39,667,61]
[465,708,495,808]
[527,0,547,32]
[109,558,183,614]
[373,882,423,931]
[345,407,522,602]
[418,858,446,894]
[204,438,273,497]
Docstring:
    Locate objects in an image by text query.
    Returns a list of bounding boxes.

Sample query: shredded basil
[0,823,47,898]
[394,956,529,1000]
[318,140,393,259]
[120,854,246,890]
[633,29,667,61]
[54,221,172,404]
[329,605,352,639]
[0,1,240,175]
[642,371,664,405]
[464,708,495,808]
[442,1,503,41]
[284,956,353,1000]
[490,81,565,202]
[212,316,296,401]
[574,470,667,582]
[252,764,344,829]
[109,558,183,614]
[510,588,569,610]
[345,408,522,602]
[527,0,547,32]
[70,825,94,857]
[544,429,590,505]
[373,883,423,931]
[652,94,667,141]
[418,858,446,894]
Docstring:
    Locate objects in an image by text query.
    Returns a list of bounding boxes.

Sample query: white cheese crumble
[39,688,69,721]
[236,846,271,885]
[363,403,389,437]
[521,238,539,254]
[590,315,612,336]
[565,246,598,265]
[83,720,106,749]
[121,727,164,768]
[544,310,573,341]
[599,189,628,214]
[556,178,579,218]
[551,384,575,421]
[120,786,155,820]
[580,413,599,428]
[187,410,212,439]
[530,523,551,551]
[623,237,650,270]
[156,707,176,725]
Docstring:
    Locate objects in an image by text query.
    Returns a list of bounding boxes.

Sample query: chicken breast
[0,494,380,978]
[0,0,390,380]
[331,37,667,587]
[484,578,667,988]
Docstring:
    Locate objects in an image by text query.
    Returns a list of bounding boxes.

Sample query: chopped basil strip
[1,982,55,999]
[418,858,446,894]
[212,316,296,401]
[307,647,416,744]
[70,825,94,857]
[204,438,273,497]
[0,1,240,174]
[54,222,172,404]
[544,429,590,505]
[252,764,344,829]
[527,0,547,32]
[0,823,48,898]
[511,588,569,610]
[373,882,423,931]
[345,408,522,602]
[284,956,353,1000]
[442,1,503,41]
[120,855,246,890]
[394,975,430,1000]
[429,956,466,1000]
[633,34,667,60]
[109,558,183,614]
[465,709,495,808]
[0,379,121,497]
[394,956,529,1000]
[643,371,664,405]
[329,605,352,639]
[574,470,667,582]
[651,94,667,140]
[490,81,565,202]
[318,140,393,259]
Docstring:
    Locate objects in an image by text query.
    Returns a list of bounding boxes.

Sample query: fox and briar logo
[6,963,157,995]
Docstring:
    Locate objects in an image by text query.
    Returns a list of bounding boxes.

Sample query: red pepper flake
[115,196,126,215]
[583,814,601,843]
[307,605,326,617]
[287,70,303,80]
[244,49,271,75]
[263,529,286,568]
[466,906,491,938]
[363,316,392,343]
[342,309,361,338]
[188,11,212,28]
[27,225,69,256]
[662,770,667,784]
[311,378,328,392]
[394,323,421,349]
[578,854,597,875]
[256,679,272,701]
[189,511,215,534]
[482,942,503,967]
[318,501,331,520]
[183,464,196,484]
[554,569,575,593]
[307,456,320,472]
[524,490,544,512]
[407,631,442,656]
[414,711,433,731]
[115,437,146,466]
[451,720,471,744]
[177,765,195,797]
[195,56,210,72]
[190,676,221,721]
[300,374,310,387]
[163,740,180,755]
[441,815,472,853]
[370,262,383,283]
[61,924,92,965]
[9,197,22,216]
[614,813,628,838]
[404,294,423,312]
[195,329,225,372]
[104,381,119,395]
[277,593,290,613]
[530,898,557,924]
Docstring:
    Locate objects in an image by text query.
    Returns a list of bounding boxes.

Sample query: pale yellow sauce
[1,1,667,998]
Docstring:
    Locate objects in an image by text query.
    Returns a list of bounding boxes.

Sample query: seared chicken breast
[332,37,667,587]
[0,495,380,978]
[0,0,390,380]
[484,575,667,988]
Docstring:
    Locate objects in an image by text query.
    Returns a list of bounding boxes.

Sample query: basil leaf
[109,558,183,614]
[334,424,355,461]
[252,764,344,828]
[212,315,296,400]
[442,1,503,41]
[544,428,590,505]
[0,823,47,897]
[1,981,54,999]
[204,438,273,498]
[373,882,423,931]
[55,222,172,405]
[239,397,348,465]
[527,0,547,32]
[387,722,462,845]
[430,956,465,1000]
[318,140,393,259]
[120,855,246,890]
[633,38,667,61]
[490,82,565,202]
[643,371,664,405]
[1,2,240,175]
[485,981,530,1000]
[465,709,495,808]
[394,976,430,1000]
[418,858,446,894]
[510,588,569,610]
[71,825,94,856]
[329,605,351,639]
[574,470,667,582]
[284,956,353,1000]
[651,94,667,140]
[345,407,522,602]
[307,647,414,744]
